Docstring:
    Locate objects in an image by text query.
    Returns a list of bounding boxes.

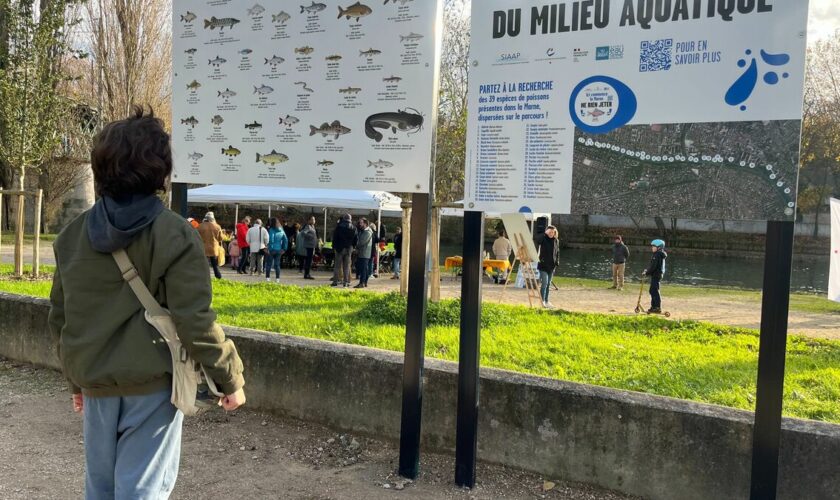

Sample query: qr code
[639,39,672,72]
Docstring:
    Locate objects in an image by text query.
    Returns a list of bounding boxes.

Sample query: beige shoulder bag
[112,249,224,416]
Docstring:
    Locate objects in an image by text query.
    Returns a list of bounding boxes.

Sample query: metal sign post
[170,182,189,218]
[454,210,484,488]
[749,220,796,499]
[398,192,432,479]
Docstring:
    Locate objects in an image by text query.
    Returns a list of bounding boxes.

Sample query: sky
[808,0,840,44]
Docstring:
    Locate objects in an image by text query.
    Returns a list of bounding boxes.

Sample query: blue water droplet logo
[725,48,791,111]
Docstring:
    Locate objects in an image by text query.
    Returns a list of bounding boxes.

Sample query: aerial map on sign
[571,120,800,220]
[172,0,441,193]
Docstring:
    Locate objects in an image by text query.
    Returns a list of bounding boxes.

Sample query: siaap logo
[498,52,521,62]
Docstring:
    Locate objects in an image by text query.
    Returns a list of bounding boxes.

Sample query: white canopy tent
[187,184,403,238]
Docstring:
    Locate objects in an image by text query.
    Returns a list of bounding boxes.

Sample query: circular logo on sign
[569,76,637,134]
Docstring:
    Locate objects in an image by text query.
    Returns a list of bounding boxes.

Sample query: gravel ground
[0,358,637,500]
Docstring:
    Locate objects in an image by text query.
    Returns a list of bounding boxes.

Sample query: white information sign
[465,0,809,221]
[172,0,441,193]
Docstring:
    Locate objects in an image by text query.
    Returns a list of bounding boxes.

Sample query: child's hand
[72,393,84,414]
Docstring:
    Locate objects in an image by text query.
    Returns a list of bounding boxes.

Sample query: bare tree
[84,0,171,126]
[434,0,470,202]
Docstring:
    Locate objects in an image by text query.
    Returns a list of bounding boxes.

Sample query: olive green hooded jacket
[48,200,244,398]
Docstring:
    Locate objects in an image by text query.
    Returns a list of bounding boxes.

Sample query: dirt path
[0,358,633,500]
[225,267,840,341]
[4,241,837,340]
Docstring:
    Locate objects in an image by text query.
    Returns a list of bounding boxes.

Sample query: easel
[501,233,541,307]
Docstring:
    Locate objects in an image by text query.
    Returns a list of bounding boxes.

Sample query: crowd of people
[192,211,400,288]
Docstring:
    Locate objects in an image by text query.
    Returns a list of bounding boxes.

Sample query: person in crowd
[392,227,403,280]
[228,236,241,270]
[301,216,318,280]
[354,218,373,289]
[610,235,630,291]
[295,223,307,273]
[331,214,357,287]
[282,221,297,268]
[492,230,514,284]
[48,107,245,498]
[187,217,199,229]
[197,212,224,280]
[367,222,378,278]
[378,222,387,241]
[643,239,668,314]
[265,217,288,283]
[236,216,251,274]
[246,219,269,275]
[537,225,560,308]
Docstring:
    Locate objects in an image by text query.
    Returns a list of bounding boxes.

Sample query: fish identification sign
[172,0,442,193]
[464,0,809,221]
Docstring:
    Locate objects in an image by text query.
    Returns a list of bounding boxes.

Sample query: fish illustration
[188,152,204,161]
[339,86,362,94]
[309,120,351,140]
[359,48,381,57]
[400,32,423,43]
[384,0,412,4]
[222,145,242,157]
[186,80,201,90]
[318,160,334,166]
[218,88,237,99]
[301,1,327,14]
[247,4,265,16]
[294,81,314,93]
[382,75,402,83]
[368,159,394,169]
[180,11,197,23]
[265,55,285,66]
[181,116,199,128]
[184,48,198,55]
[364,108,424,142]
[280,115,300,127]
[254,84,274,95]
[295,46,315,55]
[272,11,291,24]
[338,2,372,21]
[204,17,240,31]
[257,150,289,165]
[208,56,227,66]
[325,54,343,61]
[211,115,224,126]
[245,121,263,130]
[239,49,253,55]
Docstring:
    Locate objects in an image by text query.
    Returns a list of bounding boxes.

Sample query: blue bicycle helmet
[651,239,665,248]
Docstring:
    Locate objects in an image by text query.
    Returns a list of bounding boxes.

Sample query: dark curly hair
[91,106,172,198]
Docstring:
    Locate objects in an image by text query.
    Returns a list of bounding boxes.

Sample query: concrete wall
[556,214,831,238]
[1,292,838,500]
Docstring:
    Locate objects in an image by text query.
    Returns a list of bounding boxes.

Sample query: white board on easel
[500,213,539,263]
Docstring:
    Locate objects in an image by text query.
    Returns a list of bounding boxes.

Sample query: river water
[440,245,830,293]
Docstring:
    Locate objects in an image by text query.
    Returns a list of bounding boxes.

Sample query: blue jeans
[83,389,183,499]
[540,270,554,303]
[357,257,370,285]
[649,277,662,310]
[265,250,282,279]
[393,257,401,277]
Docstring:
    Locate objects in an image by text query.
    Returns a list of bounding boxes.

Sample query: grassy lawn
[0,234,57,245]
[0,268,838,424]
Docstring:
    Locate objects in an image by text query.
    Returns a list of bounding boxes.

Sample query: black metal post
[455,210,484,488]
[749,220,795,499]
[398,192,432,479]
[170,182,189,218]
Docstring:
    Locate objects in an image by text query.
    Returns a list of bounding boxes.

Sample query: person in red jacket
[235,216,251,274]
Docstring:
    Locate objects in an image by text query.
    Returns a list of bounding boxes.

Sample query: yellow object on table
[445,256,463,270]
[443,256,510,276]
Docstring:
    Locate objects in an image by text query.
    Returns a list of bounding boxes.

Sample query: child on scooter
[642,239,667,314]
